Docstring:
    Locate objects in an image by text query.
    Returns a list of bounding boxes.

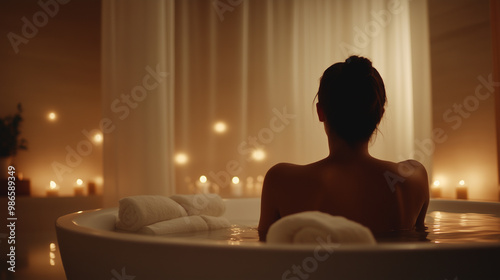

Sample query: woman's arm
[414,161,430,231]
[257,165,283,241]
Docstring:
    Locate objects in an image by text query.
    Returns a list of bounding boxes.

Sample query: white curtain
[101,0,175,207]
[102,0,431,205]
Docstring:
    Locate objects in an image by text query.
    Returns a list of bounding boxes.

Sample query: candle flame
[49,181,57,189]
[433,180,440,187]
[199,175,207,183]
[76,179,83,186]
[232,176,240,184]
[459,180,465,186]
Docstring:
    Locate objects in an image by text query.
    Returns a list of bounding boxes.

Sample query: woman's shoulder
[396,159,428,180]
[370,158,429,190]
[265,162,303,180]
[266,161,322,177]
[263,161,320,186]
[373,158,427,177]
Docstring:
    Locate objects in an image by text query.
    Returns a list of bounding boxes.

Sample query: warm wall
[0,0,102,196]
[493,0,500,202]
[429,0,498,201]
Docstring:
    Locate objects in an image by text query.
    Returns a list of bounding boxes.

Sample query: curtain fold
[101,0,175,207]
[102,0,432,202]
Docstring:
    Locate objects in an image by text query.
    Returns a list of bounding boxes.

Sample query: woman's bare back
[258,156,429,241]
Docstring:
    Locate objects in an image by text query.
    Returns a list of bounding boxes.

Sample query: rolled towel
[200,215,231,230]
[170,193,225,216]
[116,195,188,232]
[266,211,376,245]
[139,216,209,235]
[139,215,231,235]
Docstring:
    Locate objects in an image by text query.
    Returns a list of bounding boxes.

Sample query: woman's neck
[326,135,371,161]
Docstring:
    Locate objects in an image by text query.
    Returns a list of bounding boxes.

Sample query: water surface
[157,211,500,244]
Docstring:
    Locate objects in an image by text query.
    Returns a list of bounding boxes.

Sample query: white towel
[139,215,231,235]
[200,215,231,230]
[170,193,225,217]
[266,211,376,245]
[139,216,209,235]
[116,195,188,232]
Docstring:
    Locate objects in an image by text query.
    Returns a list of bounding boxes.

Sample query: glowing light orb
[174,153,188,165]
[49,181,57,189]
[251,149,266,161]
[47,112,57,121]
[93,133,103,143]
[76,179,83,186]
[232,176,240,184]
[213,121,227,133]
[459,180,465,186]
[433,180,440,187]
[199,175,207,183]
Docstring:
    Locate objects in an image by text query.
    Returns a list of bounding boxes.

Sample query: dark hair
[316,56,386,144]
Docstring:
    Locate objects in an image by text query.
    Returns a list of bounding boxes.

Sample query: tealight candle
[456,180,468,200]
[46,181,59,197]
[195,175,211,194]
[231,176,243,197]
[245,177,255,197]
[431,180,441,198]
[74,179,85,196]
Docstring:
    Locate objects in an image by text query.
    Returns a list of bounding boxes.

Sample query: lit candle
[74,179,85,196]
[195,175,210,194]
[456,180,468,200]
[231,176,243,197]
[254,175,264,196]
[245,177,255,197]
[46,181,59,197]
[431,180,441,198]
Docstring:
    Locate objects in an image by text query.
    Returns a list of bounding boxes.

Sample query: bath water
[153,211,500,244]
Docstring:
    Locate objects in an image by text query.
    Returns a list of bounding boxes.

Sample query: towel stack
[115,194,230,235]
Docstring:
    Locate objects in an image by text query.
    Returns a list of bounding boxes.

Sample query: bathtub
[56,198,500,280]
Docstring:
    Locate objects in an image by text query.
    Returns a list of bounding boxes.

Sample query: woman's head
[316,55,386,144]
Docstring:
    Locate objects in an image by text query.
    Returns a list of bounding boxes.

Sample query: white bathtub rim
[56,207,500,253]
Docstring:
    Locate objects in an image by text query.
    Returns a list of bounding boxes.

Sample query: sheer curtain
[102,0,431,206]
[101,0,175,206]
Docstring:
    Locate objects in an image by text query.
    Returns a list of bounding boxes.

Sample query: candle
[231,176,243,197]
[195,175,211,194]
[87,181,96,195]
[245,177,255,197]
[74,179,85,196]
[254,175,264,196]
[46,181,59,197]
[456,180,468,200]
[431,180,441,198]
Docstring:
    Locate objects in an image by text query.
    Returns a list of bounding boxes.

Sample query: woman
[258,56,429,241]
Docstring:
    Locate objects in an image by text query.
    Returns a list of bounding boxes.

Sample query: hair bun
[344,55,372,77]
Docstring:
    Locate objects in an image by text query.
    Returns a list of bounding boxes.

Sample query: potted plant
[0,103,28,178]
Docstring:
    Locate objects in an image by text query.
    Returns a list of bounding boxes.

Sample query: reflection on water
[158,212,500,244]
[426,211,500,244]
[155,221,260,243]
